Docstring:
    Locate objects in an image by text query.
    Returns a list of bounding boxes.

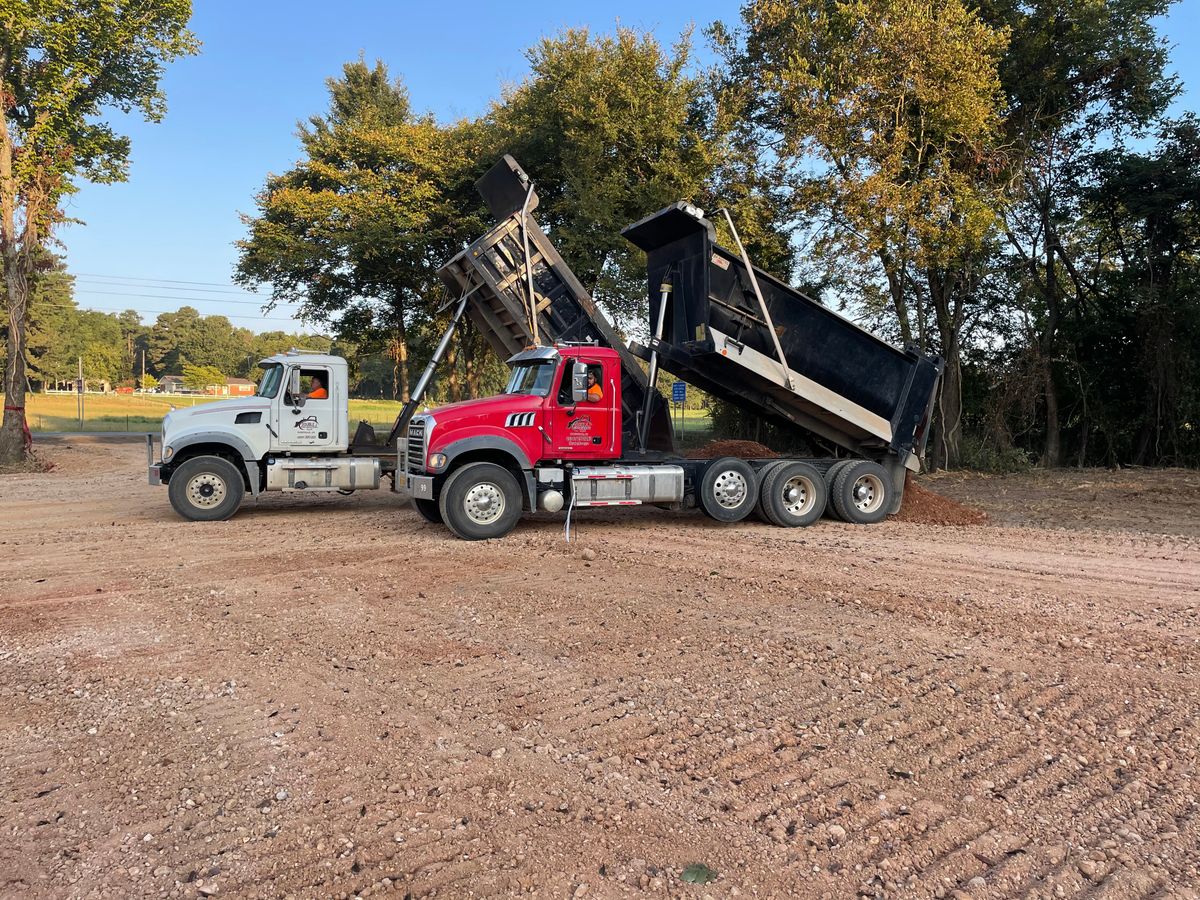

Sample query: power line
[74,277,267,297]
[73,287,299,308]
[71,271,271,291]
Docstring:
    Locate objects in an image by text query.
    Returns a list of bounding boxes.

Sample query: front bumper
[146,433,165,485]
[405,474,435,500]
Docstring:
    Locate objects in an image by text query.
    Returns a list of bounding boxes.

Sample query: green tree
[140,372,159,391]
[977,0,1178,465]
[236,60,476,401]
[182,363,225,391]
[490,27,765,321]
[0,0,197,461]
[713,0,1011,466]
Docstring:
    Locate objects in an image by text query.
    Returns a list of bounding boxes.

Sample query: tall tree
[978,0,1178,465]
[490,27,782,323]
[236,60,476,401]
[713,0,1011,468]
[0,0,197,461]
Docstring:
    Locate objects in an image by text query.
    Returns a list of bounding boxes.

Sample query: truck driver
[586,370,603,403]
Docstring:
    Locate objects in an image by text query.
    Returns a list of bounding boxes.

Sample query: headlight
[427,452,447,471]
[162,446,175,461]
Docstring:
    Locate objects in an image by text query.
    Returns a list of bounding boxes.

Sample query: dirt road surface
[2,439,1198,899]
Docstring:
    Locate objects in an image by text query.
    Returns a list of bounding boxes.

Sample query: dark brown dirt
[2,439,1198,898]
[893,475,988,526]
[685,439,778,459]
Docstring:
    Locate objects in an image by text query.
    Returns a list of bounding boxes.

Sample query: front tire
[412,498,443,525]
[438,462,522,540]
[698,457,758,523]
[167,455,245,522]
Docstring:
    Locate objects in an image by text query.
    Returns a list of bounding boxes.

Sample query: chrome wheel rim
[464,482,505,524]
[852,473,885,513]
[782,475,816,516]
[712,470,749,509]
[186,472,227,509]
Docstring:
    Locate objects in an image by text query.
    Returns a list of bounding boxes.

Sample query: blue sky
[58,0,1199,333]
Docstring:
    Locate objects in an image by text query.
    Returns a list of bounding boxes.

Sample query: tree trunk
[928,270,963,470]
[0,104,31,463]
[1042,357,1061,467]
[1,263,31,463]
[394,310,410,403]
[464,330,481,397]
[446,328,462,402]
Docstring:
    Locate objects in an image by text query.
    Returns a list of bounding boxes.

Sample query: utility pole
[77,356,84,431]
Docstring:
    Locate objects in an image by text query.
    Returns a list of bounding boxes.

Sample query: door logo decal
[294,415,318,431]
[568,415,592,432]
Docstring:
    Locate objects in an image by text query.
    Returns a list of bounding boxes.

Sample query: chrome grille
[406,418,426,474]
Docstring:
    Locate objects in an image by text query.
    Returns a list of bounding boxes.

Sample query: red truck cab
[404,345,626,536]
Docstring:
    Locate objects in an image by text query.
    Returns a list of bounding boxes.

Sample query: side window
[586,364,604,403]
[557,362,574,405]
[285,367,330,405]
[302,368,330,400]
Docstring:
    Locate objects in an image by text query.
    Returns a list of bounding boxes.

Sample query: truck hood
[163,397,270,441]
[421,393,542,426]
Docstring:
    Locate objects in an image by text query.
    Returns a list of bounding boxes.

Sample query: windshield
[256,363,283,399]
[504,361,555,397]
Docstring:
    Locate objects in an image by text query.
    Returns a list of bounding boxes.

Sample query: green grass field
[11,391,712,442]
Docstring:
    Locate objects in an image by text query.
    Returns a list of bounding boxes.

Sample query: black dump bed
[623,203,943,465]
[438,156,674,452]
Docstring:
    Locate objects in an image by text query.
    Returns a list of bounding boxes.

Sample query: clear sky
[57,0,1199,333]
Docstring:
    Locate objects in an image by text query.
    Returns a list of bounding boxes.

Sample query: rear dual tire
[759,461,826,528]
[828,459,892,525]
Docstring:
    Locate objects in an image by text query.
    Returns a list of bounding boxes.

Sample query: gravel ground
[1,439,1198,899]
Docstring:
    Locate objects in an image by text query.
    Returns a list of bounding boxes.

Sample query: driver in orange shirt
[586,371,603,403]
[308,374,329,400]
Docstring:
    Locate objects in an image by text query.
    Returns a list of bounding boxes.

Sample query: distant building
[205,377,255,397]
[159,375,185,394]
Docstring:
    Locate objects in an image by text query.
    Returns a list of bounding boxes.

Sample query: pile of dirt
[686,440,779,459]
[892,475,987,526]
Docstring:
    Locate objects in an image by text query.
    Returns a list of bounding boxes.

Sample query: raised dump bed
[622,203,943,469]
[436,156,674,452]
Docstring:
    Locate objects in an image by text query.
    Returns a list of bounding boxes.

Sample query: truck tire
[830,460,891,525]
[698,457,758,523]
[822,459,857,520]
[752,461,785,522]
[412,498,443,525]
[761,461,827,527]
[438,462,522,540]
[167,455,245,522]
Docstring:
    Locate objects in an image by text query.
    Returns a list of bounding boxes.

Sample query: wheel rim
[464,482,505,525]
[852,473,885,513]
[781,475,816,516]
[712,470,749,509]
[186,472,227,509]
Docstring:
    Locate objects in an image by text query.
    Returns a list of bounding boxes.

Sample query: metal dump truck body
[622,203,943,467]
[436,156,674,452]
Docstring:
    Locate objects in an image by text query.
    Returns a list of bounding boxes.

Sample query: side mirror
[288,368,305,407]
[571,361,588,404]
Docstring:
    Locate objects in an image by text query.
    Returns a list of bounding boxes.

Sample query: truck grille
[406,418,426,474]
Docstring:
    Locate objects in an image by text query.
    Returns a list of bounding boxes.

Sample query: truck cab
[150,351,382,520]
[404,345,631,536]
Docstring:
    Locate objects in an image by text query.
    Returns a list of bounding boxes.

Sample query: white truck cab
[149,351,384,520]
